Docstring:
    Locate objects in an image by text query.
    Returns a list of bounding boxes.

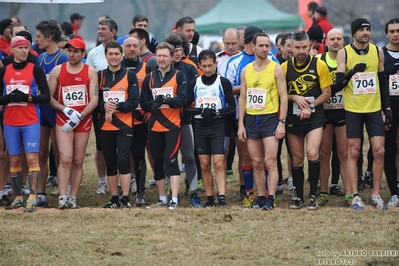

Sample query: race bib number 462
[62,85,86,107]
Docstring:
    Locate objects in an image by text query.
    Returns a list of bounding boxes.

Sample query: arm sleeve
[332,71,354,94]
[96,71,106,113]
[379,71,390,111]
[139,74,154,112]
[117,70,139,112]
[184,78,202,116]
[218,77,236,116]
[165,71,188,108]
[32,66,50,103]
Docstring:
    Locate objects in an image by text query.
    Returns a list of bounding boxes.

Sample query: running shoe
[24,198,36,213]
[365,172,373,187]
[96,183,107,194]
[291,186,298,200]
[388,195,399,208]
[204,201,215,208]
[22,184,30,195]
[242,196,254,208]
[317,194,329,207]
[290,199,305,209]
[189,193,202,208]
[276,185,283,195]
[135,192,146,207]
[251,197,266,209]
[130,178,137,195]
[6,198,23,210]
[59,196,68,209]
[218,198,227,209]
[287,177,294,191]
[103,200,120,209]
[308,195,318,210]
[121,197,131,209]
[168,201,178,210]
[153,200,167,207]
[226,170,235,182]
[351,196,365,210]
[46,176,58,187]
[36,194,49,208]
[371,195,388,210]
[358,176,365,191]
[68,196,79,209]
[239,188,246,200]
[1,195,11,209]
[50,187,71,197]
[329,185,344,196]
[4,184,12,196]
[262,199,275,211]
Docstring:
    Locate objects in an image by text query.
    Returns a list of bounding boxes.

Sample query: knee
[59,154,72,167]
[118,159,130,175]
[200,161,211,173]
[291,155,303,167]
[251,158,264,170]
[264,157,277,170]
[348,148,360,159]
[306,149,319,160]
[213,158,224,171]
[373,146,385,159]
[72,158,83,169]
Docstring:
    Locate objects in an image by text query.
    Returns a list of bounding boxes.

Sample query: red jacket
[315,17,333,45]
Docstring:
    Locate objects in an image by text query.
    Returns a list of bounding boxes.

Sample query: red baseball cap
[65,38,86,51]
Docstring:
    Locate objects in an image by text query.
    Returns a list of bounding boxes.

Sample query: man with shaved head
[216,28,240,76]
[317,29,349,207]
[122,36,151,206]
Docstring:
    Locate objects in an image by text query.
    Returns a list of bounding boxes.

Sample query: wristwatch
[279,118,286,123]
[309,103,315,109]
[215,110,220,116]
[28,95,33,102]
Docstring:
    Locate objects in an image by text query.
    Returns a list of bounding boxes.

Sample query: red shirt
[71,22,79,35]
[0,37,11,54]
[55,63,90,126]
[315,17,333,45]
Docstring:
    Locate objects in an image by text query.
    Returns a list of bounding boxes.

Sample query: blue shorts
[40,103,56,127]
[245,113,278,139]
[3,122,40,155]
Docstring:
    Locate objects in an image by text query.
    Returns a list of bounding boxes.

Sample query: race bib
[195,96,219,110]
[62,85,86,107]
[7,84,29,106]
[389,74,399,96]
[293,96,315,115]
[352,72,376,94]
[246,88,266,110]
[152,87,173,108]
[323,91,344,110]
[103,91,125,103]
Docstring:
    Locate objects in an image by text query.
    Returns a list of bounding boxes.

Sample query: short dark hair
[61,21,73,36]
[385,18,399,34]
[252,32,270,45]
[175,17,195,29]
[307,1,319,12]
[292,30,309,43]
[105,40,122,55]
[198,49,216,63]
[99,19,118,33]
[36,20,62,42]
[275,33,286,46]
[129,28,150,48]
[132,14,148,26]
[281,33,292,46]
[156,42,175,56]
[175,32,190,56]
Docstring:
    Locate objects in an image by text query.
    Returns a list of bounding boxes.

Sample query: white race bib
[352,72,376,94]
[246,88,266,110]
[293,96,315,115]
[323,91,344,109]
[62,85,86,107]
[103,91,125,103]
[152,87,173,108]
[389,74,399,96]
[7,84,29,106]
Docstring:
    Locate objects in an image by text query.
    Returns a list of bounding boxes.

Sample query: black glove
[351,63,367,75]
[201,108,216,125]
[385,109,393,126]
[2,94,11,104]
[9,89,29,102]
[148,37,158,54]
[151,95,165,114]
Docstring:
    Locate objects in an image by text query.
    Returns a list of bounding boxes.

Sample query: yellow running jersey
[343,43,380,113]
[245,61,279,115]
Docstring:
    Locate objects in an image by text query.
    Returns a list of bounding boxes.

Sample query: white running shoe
[58,196,68,209]
[130,178,137,195]
[371,195,388,210]
[388,195,399,208]
[287,177,294,191]
[96,183,107,194]
[68,196,79,209]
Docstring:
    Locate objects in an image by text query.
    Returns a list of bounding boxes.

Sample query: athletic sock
[99,177,106,184]
[242,165,254,193]
[207,195,215,203]
[28,170,41,196]
[320,192,328,199]
[172,197,178,203]
[11,171,23,196]
[308,158,320,196]
[160,195,167,204]
[111,195,119,204]
[292,166,304,200]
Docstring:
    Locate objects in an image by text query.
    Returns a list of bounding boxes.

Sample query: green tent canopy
[195,0,303,34]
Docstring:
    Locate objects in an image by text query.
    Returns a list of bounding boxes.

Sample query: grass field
[0,130,398,266]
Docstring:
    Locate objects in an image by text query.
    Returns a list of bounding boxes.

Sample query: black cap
[315,6,327,16]
[70,13,85,22]
[16,30,32,43]
[307,25,323,43]
[0,19,13,35]
[244,25,264,44]
[351,18,371,35]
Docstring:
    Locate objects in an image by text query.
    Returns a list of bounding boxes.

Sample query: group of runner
[0,12,398,212]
